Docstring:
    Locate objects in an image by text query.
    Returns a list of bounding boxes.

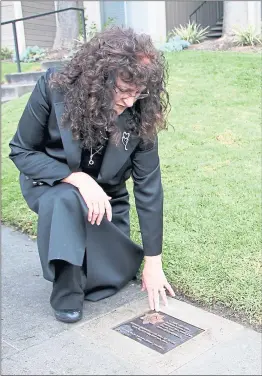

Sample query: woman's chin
[115,105,126,115]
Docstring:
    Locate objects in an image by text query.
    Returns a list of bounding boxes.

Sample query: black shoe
[54,309,83,323]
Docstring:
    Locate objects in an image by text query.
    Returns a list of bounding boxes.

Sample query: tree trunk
[223,1,261,36]
[53,0,80,50]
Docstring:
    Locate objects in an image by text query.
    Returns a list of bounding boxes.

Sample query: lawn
[1,62,41,82]
[2,51,261,328]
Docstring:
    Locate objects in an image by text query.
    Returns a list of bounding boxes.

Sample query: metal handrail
[1,7,86,73]
[189,1,207,21]
[189,1,223,31]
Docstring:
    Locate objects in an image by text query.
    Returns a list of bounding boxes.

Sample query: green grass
[1,62,42,82]
[2,51,261,327]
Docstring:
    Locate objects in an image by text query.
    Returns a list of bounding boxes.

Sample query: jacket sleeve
[131,137,163,256]
[9,69,71,186]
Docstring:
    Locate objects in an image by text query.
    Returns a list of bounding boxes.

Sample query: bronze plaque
[113,311,204,354]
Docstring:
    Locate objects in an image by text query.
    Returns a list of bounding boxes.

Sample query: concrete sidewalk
[1,225,261,375]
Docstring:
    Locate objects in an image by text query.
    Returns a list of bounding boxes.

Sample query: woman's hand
[142,255,175,311]
[62,172,112,225]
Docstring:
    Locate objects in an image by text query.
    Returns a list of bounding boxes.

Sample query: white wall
[147,1,166,46]
[125,1,148,33]
[126,1,166,46]
[83,1,166,45]
[223,1,261,35]
[1,1,26,55]
[83,1,101,31]
[13,1,26,54]
[1,1,16,51]
[247,1,261,34]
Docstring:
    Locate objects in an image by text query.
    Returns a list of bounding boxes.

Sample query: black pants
[50,260,87,310]
[50,258,138,310]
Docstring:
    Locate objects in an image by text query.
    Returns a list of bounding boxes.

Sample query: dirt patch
[189,37,261,53]
[131,276,261,332]
[216,130,239,145]
[169,288,262,333]
[203,160,231,172]
[43,48,72,61]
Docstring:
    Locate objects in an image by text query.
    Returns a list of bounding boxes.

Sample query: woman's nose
[123,96,136,107]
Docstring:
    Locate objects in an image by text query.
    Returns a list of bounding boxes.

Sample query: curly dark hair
[49,26,170,149]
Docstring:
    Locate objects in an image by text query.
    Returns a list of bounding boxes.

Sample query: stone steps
[2,82,36,99]
[207,18,223,39]
[1,60,68,103]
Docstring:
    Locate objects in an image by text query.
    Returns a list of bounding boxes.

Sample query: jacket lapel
[53,96,140,181]
[53,101,82,172]
[98,110,140,182]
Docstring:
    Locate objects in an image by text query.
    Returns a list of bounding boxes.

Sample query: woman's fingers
[104,199,112,222]
[164,282,175,297]
[153,289,160,311]
[91,202,100,225]
[147,289,155,310]
[86,196,112,225]
[96,201,105,225]
[86,199,93,222]
[145,286,172,311]
[160,287,168,307]
[141,278,146,291]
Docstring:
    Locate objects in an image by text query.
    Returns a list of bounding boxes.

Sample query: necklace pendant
[122,132,130,151]
[88,159,94,166]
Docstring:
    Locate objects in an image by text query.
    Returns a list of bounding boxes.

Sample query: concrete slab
[1,97,14,104]
[2,225,261,376]
[1,226,144,351]
[5,71,44,84]
[1,329,147,375]
[41,59,69,70]
[1,83,35,100]
[1,340,20,359]
[75,297,246,375]
[170,329,262,375]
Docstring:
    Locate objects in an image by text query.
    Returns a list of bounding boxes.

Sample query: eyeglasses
[114,87,150,100]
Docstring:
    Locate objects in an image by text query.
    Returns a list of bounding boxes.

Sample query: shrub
[79,14,116,41]
[233,25,262,46]
[159,36,190,52]
[169,21,209,44]
[69,17,117,60]
[1,47,13,60]
[19,46,46,63]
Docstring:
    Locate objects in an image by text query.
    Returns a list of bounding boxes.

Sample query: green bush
[1,47,13,60]
[19,46,46,63]
[78,14,116,41]
[70,16,116,60]
[233,25,262,46]
[159,36,190,52]
[169,21,209,44]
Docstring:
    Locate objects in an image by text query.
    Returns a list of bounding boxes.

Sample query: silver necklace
[88,145,104,166]
[88,129,108,166]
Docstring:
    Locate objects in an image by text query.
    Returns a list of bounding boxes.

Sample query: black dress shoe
[54,309,83,323]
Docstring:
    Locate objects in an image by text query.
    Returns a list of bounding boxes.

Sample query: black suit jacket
[9,69,163,256]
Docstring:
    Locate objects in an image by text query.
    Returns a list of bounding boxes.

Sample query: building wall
[146,1,166,46]
[83,1,166,45]
[247,1,261,34]
[126,1,166,46]
[100,1,126,27]
[83,1,101,31]
[1,1,16,51]
[125,1,149,33]
[21,1,56,50]
[166,1,224,35]
[165,1,203,34]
